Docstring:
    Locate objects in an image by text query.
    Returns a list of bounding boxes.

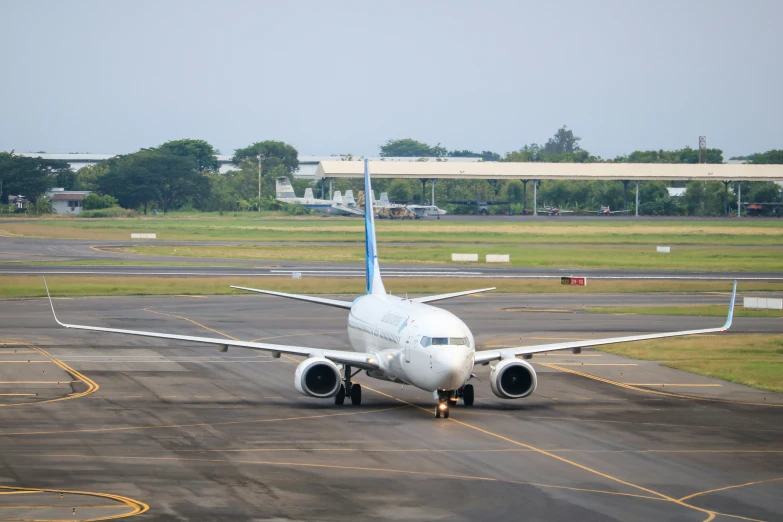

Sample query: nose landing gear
[435,390,452,418]
[435,401,449,418]
[335,365,362,406]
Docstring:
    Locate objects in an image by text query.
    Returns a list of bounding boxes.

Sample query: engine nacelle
[294,357,342,398]
[489,358,537,399]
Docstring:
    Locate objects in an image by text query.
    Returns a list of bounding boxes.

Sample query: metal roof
[315,161,783,181]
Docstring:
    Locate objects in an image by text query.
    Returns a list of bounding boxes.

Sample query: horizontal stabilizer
[230,286,353,309]
[413,287,496,304]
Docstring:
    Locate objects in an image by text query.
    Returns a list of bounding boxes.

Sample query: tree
[504,180,525,203]
[750,150,783,164]
[75,162,110,190]
[380,138,447,157]
[448,150,501,161]
[388,179,413,202]
[232,141,299,176]
[83,193,118,210]
[156,139,220,172]
[542,126,581,155]
[0,152,71,202]
[615,147,723,164]
[97,150,209,213]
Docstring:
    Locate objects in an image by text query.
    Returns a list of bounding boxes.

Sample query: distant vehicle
[587,205,626,216]
[407,205,448,219]
[538,205,574,216]
[276,177,363,216]
[444,200,509,215]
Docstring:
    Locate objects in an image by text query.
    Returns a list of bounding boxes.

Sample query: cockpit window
[421,336,470,347]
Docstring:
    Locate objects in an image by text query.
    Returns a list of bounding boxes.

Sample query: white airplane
[45,159,737,418]
[407,204,448,219]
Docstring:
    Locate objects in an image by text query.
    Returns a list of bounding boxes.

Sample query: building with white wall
[47,188,90,215]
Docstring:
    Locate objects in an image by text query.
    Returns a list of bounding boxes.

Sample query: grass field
[600,334,783,393]
[123,243,783,272]
[2,276,769,298]
[586,305,783,318]
[3,216,783,245]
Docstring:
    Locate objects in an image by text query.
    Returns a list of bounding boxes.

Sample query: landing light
[439,403,448,410]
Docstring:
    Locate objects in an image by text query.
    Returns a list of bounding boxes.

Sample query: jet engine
[489,359,537,399]
[294,357,342,398]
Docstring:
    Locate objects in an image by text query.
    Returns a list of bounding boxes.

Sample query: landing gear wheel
[350,384,362,406]
[443,404,450,419]
[435,406,441,418]
[436,401,449,419]
[462,384,474,406]
[335,384,345,405]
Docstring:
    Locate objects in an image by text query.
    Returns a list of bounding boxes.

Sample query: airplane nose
[432,350,471,389]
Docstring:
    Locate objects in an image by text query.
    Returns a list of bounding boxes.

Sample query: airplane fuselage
[347,294,474,392]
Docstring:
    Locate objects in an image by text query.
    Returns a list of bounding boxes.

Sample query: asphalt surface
[0,294,781,521]
[2,237,783,280]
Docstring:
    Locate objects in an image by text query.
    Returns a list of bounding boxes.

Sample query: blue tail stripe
[363,159,385,295]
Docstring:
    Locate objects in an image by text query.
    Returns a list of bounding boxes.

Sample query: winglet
[722,280,737,331]
[43,277,66,327]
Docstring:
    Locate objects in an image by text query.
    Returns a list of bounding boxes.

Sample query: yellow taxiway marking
[250,330,342,343]
[527,415,782,434]
[0,504,129,509]
[0,381,78,384]
[0,360,52,363]
[0,405,409,437]
[0,485,147,521]
[549,363,637,366]
[361,385,720,522]
[0,490,41,495]
[678,477,783,502]
[18,452,666,503]
[536,362,782,407]
[0,339,99,408]
[142,308,303,364]
[143,308,241,340]
[625,384,722,387]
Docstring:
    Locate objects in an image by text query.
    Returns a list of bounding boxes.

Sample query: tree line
[1,127,781,216]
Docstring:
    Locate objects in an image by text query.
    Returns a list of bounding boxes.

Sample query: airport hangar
[315,160,783,215]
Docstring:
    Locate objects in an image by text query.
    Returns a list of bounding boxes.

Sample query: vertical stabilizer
[364,159,386,295]
[276,177,296,199]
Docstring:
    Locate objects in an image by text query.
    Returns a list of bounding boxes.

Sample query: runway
[2,237,783,281]
[0,294,781,521]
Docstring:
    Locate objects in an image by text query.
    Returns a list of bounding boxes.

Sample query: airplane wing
[413,287,496,304]
[44,281,378,370]
[231,286,353,310]
[474,281,736,365]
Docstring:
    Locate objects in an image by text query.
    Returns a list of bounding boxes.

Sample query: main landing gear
[335,365,362,406]
[435,385,475,419]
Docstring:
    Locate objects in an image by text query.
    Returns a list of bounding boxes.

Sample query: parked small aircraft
[588,205,626,216]
[407,205,448,219]
[276,177,362,216]
[538,205,574,216]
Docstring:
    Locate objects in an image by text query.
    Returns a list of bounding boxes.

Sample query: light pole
[257,154,264,212]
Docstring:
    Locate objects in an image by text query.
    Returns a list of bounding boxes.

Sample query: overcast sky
[1,0,781,159]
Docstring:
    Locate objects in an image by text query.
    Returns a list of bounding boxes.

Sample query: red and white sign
[563,276,586,286]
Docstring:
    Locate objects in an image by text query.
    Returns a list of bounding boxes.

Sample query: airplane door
[404,329,419,364]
